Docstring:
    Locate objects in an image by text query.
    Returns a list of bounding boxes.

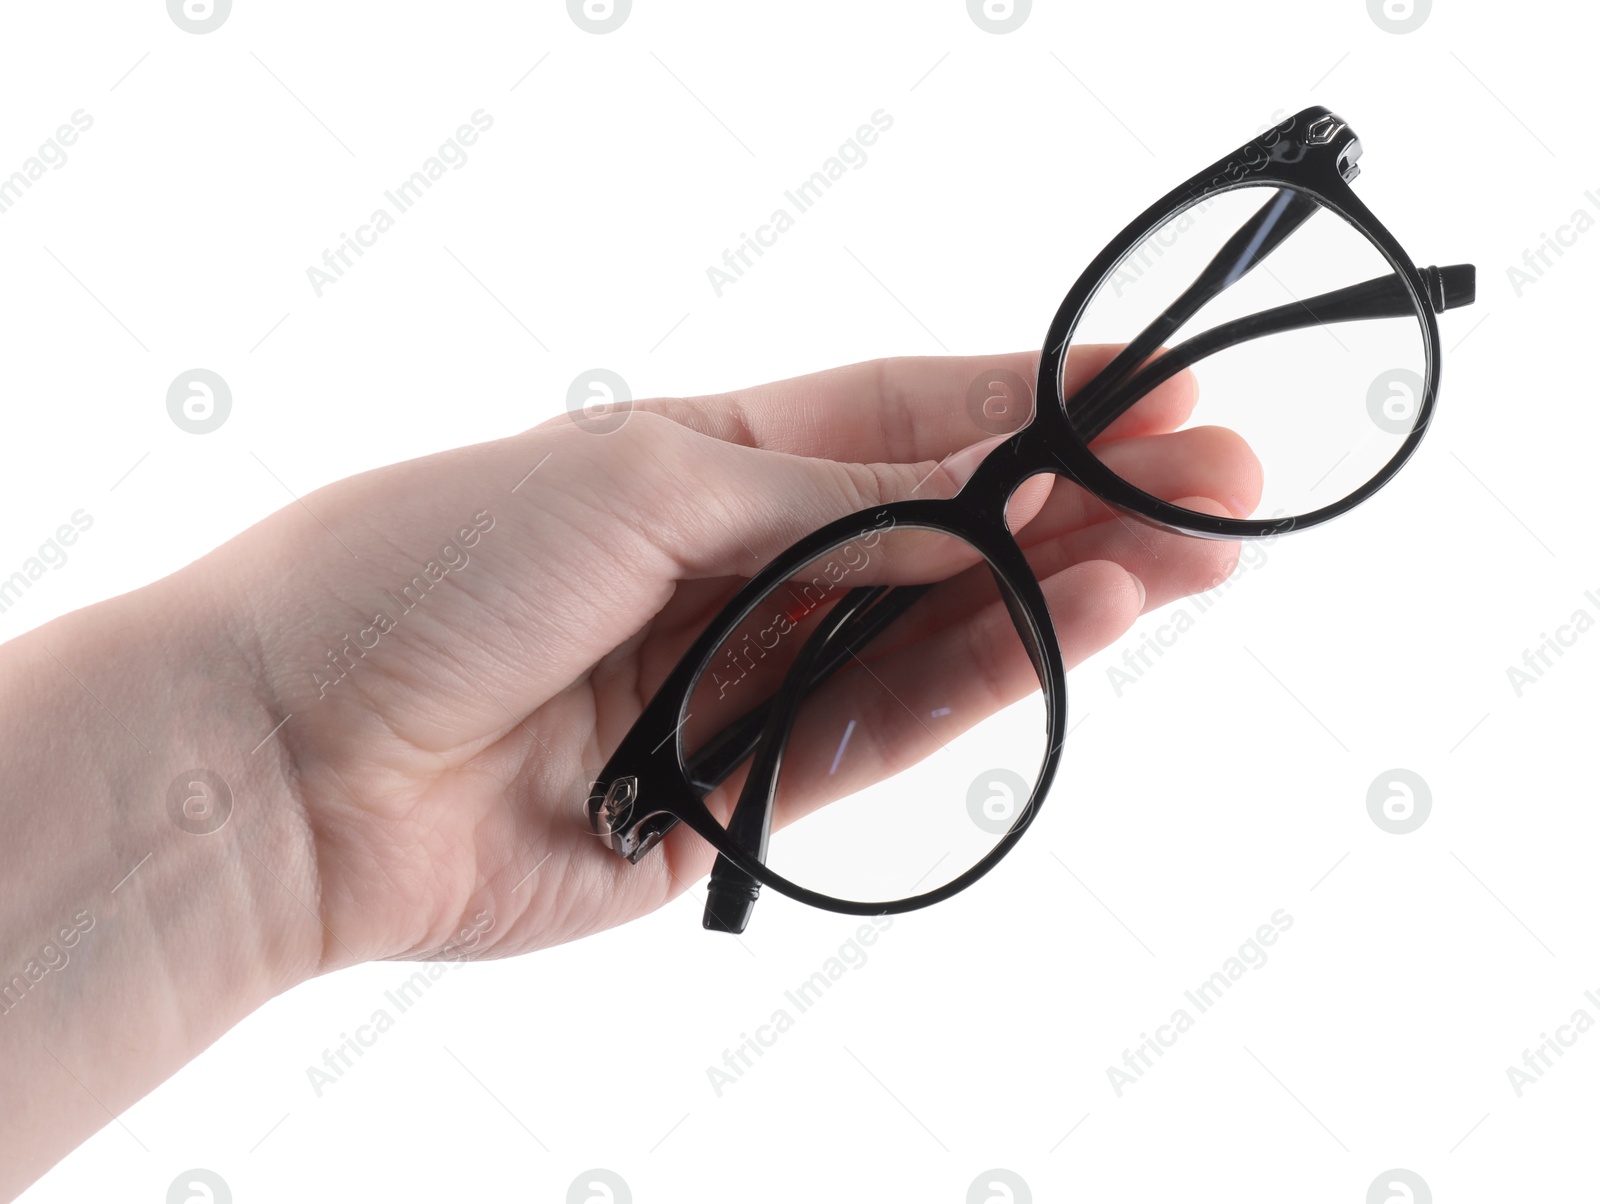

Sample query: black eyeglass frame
[585,105,1471,927]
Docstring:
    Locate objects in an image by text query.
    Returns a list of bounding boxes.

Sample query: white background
[4,1,1596,1200]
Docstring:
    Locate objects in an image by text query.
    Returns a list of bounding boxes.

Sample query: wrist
[0,567,323,1193]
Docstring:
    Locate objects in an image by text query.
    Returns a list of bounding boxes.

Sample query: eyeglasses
[586,106,1477,934]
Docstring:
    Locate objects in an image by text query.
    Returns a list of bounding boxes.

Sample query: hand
[236,346,1260,964]
[0,347,1259,1192]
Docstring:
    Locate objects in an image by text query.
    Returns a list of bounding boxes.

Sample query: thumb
[610,416,1052,581]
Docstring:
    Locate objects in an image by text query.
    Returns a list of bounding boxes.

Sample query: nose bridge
[951,435,1028,522]
[954,397,1078,517]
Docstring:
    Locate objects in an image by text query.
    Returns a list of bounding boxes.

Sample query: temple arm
[1066,189,1322,423]
[700,585,891,932]
[1070,261,1477,441]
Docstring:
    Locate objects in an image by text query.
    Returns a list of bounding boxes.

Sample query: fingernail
[940,434,1010,492]
[1130,572,1146,611]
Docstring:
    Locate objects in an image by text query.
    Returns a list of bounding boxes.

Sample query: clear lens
[1067,184,1429,522]
[680,522,1048,904]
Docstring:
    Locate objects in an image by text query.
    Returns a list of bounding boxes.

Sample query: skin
[0,346,1258,1195]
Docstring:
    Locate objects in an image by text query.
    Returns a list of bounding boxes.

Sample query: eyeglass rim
[590,501,1069,915]
[1030,105,1443,541]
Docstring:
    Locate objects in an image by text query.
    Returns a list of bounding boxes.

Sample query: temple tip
[1433,263,1476,311]
[703,879,760,934]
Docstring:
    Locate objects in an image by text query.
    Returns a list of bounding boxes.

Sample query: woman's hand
[239,345,1259,964]
[0,347,1258,1194]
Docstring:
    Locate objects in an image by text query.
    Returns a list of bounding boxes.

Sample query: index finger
[633,345,1197,466]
